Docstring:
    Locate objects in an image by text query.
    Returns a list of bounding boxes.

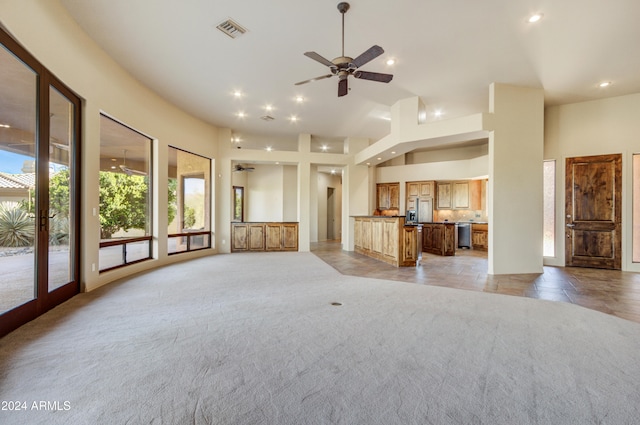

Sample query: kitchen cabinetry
[436,182,452,209]
[422,222,456,256]
[471,223,488,251]
[354,216,422,267]
[231,222,298,252]
[377,182,400,210]
[406,181,434,222]
[469,180,483,211]
[437,180,485,210]
[453,181,470,209]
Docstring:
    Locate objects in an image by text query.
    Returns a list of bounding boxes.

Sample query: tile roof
[0,173,36,189]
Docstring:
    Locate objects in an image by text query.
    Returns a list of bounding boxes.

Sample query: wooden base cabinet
[354,216,421,267]
[422,222,456,256]
[232,222,298,252]
[471,223,488,251]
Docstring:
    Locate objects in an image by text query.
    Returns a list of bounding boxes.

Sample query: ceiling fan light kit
[295,2,393,97]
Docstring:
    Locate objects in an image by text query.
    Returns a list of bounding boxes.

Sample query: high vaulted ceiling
[60,0,640,151]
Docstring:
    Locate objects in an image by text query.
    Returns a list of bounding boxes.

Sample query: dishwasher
[457,223,471,249]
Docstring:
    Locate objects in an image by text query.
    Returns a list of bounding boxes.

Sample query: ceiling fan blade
[338,78,348,97]
[304,51,335,68]
[294,74,334,86]
[119,164,147,176]
[354,70,393,83]
[350,45,384,69]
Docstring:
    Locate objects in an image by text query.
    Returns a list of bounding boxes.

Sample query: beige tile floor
[311,241,640,323]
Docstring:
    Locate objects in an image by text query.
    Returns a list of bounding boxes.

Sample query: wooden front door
[565,154,622,269]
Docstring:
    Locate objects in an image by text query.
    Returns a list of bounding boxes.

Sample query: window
[543,160,555,257]
[233,186,244,222]
[98,115,152,271]
[167,146,211,255]
[633,154,640,262]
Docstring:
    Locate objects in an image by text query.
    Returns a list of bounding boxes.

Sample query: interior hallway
[311,241,640,323]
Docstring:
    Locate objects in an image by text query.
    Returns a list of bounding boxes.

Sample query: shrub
[49,215,69,246]
[0,202,35,247]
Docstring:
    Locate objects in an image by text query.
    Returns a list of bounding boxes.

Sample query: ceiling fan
[119,150,147,176]
[295,2,393,97]
[233,164,255,172]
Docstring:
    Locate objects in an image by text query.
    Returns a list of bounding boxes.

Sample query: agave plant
[49,215,70,246]
[0,202,35,247]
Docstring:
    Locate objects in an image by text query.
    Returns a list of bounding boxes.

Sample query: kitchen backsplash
[434,209,488,223]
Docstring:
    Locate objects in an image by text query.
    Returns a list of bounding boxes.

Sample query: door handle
[566,223,575,228]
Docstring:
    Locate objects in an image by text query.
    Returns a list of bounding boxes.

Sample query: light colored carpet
[1,252,639,425]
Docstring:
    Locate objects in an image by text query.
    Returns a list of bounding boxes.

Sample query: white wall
[545,92,640,271]
[488,84,544,274]
[282,165,298,221]
[316,172,343,241]
[247,165,284,222]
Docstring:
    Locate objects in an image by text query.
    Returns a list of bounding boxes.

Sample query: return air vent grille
[216,19,247,39]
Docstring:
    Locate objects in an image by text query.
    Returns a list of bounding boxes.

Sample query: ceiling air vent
[260,115,275,121]
[216,19,247,39]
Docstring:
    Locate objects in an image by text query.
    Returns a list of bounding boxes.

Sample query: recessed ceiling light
[391,151,396,154]
[290,115,298,122]
[331,169,336,174]
[366,162,371,166]
[0,123,10,128]
[434,110,443,118]
[386,58,395,66]
[599,81,612,88]
[321,145,328,151]
[528,13,543,23]
[233,90,243,98]
[295,96,304,103]
[236,111,246,118]
[110,165,116,169]
[265,104,273,111]
[266,146,272,152]
[377,157,382,161]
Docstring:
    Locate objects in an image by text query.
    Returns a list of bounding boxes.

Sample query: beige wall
[545,92,640,271]
[0,0,220,291]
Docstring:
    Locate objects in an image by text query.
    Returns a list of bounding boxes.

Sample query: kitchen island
[353,216,422,267]
[421,222,457,256]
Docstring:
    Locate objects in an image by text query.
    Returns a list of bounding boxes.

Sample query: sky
[0,150,34,174]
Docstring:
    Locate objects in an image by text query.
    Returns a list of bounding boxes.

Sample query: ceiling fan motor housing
[337,2,350,14]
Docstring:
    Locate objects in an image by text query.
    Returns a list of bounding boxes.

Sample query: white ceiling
[59,0,640,151]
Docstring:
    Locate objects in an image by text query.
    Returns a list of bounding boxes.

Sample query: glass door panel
[0,44,37,314]
[48,86,74,292]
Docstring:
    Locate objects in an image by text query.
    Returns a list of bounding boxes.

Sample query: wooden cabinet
[453,181,470,209]
[422,222,456,256]
[231,222,298,252]
[401,225,422,266]
[469,180,483,211]
[437,179,485,211]
[354,216,421,267]
[407,181,434,198]
[377,182,400,210]
[471,223,488,251]
[436,182,452,209]
[406,181,434,222]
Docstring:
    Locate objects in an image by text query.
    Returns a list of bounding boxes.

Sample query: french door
[565,154,622,269]
[0,29,81,337]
